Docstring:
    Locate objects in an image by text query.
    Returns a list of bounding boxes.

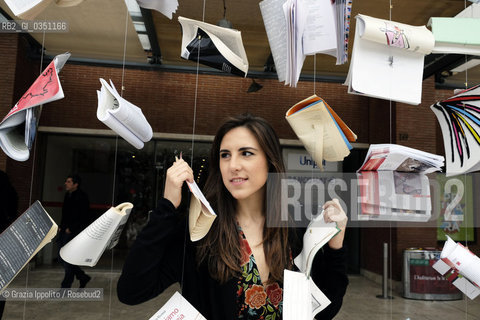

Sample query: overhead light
[217,0,233,29]
[247,79,263,93]
[123,0,152,51]
[451,58,480,73]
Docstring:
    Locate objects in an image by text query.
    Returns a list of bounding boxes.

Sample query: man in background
[58,173,91,289]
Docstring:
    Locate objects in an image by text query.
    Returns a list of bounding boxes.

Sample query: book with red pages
[0,52,70,161]
[433,236,480,299]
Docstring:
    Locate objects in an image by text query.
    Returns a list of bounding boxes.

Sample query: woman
[117,114,348,319]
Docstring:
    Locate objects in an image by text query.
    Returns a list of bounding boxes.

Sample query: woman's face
[219,126,269,201]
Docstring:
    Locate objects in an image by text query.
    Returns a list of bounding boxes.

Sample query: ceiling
[0,0,479,88]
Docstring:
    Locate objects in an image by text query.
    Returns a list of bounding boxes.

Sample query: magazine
[4,0,53,20]
[430,84,480,176]
[96,78,153,150]
[0,53,70,161]
[59,202,133,267]
[432,236,480,299]
[149,291,206,320]
[429,18,480,56]
[358,144,444,174]
[136,0,178,19]
[178,16,249,77]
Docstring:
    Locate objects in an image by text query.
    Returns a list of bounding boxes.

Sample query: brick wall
[3,34,479,280]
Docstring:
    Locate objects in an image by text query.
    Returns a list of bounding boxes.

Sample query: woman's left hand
[322,199,347,249]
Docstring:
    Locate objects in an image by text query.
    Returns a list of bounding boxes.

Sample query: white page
[186,181,216,216]
[149,291,206,320]
[259,0,288,82]
[302,0,337,56]
[4,0,43,15]
[283,270,331,320]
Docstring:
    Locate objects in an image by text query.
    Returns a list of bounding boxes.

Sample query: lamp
[247,79,263,93]
[217,0,233,29]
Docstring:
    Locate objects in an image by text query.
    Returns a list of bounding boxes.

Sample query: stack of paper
[433,236,480,299]
[428,18,480,55]
[430,85,480,176]
[178,16,249,77]
[136,0,178,20]
[0,53,70,161]
[286,95,357,170]
[96,78,153,149]
[344,14,435,105]
[260,0,353,87]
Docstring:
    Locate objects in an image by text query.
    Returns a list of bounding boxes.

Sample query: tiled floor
[2,264,479,319]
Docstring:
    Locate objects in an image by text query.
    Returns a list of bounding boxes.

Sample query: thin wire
[463,0,468,316]
[23,27,47,320]
[107,7,130,320]
[313,54,316,94]
[388,1,393,317]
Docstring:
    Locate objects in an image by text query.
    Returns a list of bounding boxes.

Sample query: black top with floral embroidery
[118,198,349,320]
[236,226,283,319]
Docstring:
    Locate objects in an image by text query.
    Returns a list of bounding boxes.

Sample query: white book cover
[294,211,339,276]
[430,85,480,176]
[178,16,249,77]
[149,291,206,320]
[283,269,331,320]
[59,202,133,267]
[96,78,153,149]
[344,14,434,105]
[0,52,70,161]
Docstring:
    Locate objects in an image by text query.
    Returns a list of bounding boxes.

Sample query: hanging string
[313,54,316,94]
[107,7,130,320]
[180,0,207,294]
[388,0,394,312]
[22,26,47,320]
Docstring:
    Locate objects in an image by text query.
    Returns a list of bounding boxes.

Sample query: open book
[178,16,249,77]
[430,85,480,176]
[136,0,178,19]
[358,144,444,174]
[187,181,216,242]
[286,95,357,170]
[429,18,480,56]
[0,53,70,162]
[149,291,206,320]
[4,0,53,20]
[96,78,153,150]
[344,14,435,105]
[59,202,133,267]
[284,212,339,318]
[0,201,57,293]
[433,236,480,299]
[259,0,352,86]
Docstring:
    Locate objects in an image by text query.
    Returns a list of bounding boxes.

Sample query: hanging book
[344,14,434,105]
[286,95,357,170]
[430,85,480,176]
[0,52,70,161]
[60,202,133,267]
[178,16,249,77]
[136,0,178,19]
[4,0,53,20]
[428,18,480,56]
[0,201,57,293]
[96,78,153,150]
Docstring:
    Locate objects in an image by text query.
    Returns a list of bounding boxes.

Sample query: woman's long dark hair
[197,113,290,284]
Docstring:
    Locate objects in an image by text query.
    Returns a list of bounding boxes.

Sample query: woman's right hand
[163,156,194,209]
